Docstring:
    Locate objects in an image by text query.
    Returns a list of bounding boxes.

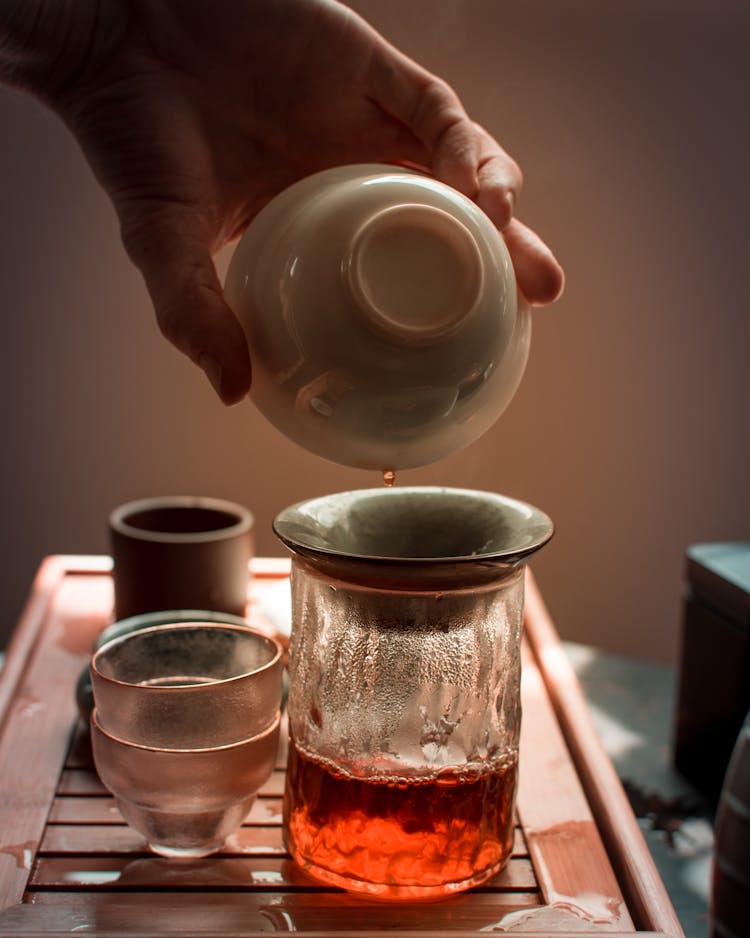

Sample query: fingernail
[199,353,223,398]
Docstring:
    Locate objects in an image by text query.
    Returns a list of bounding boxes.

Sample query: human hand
[7,0,564,403]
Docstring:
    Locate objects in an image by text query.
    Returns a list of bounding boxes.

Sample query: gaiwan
[224,163,529,472]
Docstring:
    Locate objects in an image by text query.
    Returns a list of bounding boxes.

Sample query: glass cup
[76,609,254,723]
[90,622,283,857]
[90,711,280,858]
[90,622,282,748]
[273,486,553,899]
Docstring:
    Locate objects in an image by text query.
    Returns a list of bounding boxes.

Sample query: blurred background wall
[1,0,748,661]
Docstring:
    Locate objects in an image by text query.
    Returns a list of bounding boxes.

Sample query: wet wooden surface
[0,557,684,936]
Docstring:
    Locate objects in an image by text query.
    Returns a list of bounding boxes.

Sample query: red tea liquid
[283,738,517,898]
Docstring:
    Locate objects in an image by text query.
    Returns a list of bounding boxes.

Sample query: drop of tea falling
[383,469,396,487]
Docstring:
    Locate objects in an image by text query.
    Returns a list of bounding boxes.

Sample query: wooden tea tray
[0,556,684,937]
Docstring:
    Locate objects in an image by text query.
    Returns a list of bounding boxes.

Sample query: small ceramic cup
[109,496,254,620]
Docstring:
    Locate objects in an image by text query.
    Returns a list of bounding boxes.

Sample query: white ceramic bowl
[225,164,530,471]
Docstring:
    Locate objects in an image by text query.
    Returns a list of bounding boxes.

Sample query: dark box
[673,542,750,808]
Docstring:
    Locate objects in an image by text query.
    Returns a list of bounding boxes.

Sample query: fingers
[475,124,523,231]
[422,92,479,196]
[120,206,251,404]
[503,219,565,306]
[367,51,523,214]
[367,51,476,193]
[366,48,563,307]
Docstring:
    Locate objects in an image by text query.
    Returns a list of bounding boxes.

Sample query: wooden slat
[56,770,107,796]
[47,796,285,827]
[523,573,685,938]
[0,892,548,936]
[38,825,289,857]
[38,824,528,860]
[29,855,538,892]
[0,573,109,911]
[47,795,520,831]
[64,722,94,769]
[56,768,287,799]
[516,643,634,933]
[0,558,66,735]
[28,856,335,891]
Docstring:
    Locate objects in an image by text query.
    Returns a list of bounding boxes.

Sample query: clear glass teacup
[90,622,283,857]
[274,486,553,899]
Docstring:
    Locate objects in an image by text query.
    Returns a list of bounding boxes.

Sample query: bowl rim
[91,622,283,691]
[273,485,554,567]
[109,495,254,545]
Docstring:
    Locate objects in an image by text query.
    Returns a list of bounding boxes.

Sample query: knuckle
[155,297,183,346]
[414,77,464,135]
[155,262,220,354]
[509,157,524,191]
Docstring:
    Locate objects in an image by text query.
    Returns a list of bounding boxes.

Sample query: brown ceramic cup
[109,496,254,620]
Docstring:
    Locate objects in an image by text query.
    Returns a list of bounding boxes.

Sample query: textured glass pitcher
[274,487,553,899]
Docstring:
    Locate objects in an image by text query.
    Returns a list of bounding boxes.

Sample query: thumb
[120,208,251,404]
